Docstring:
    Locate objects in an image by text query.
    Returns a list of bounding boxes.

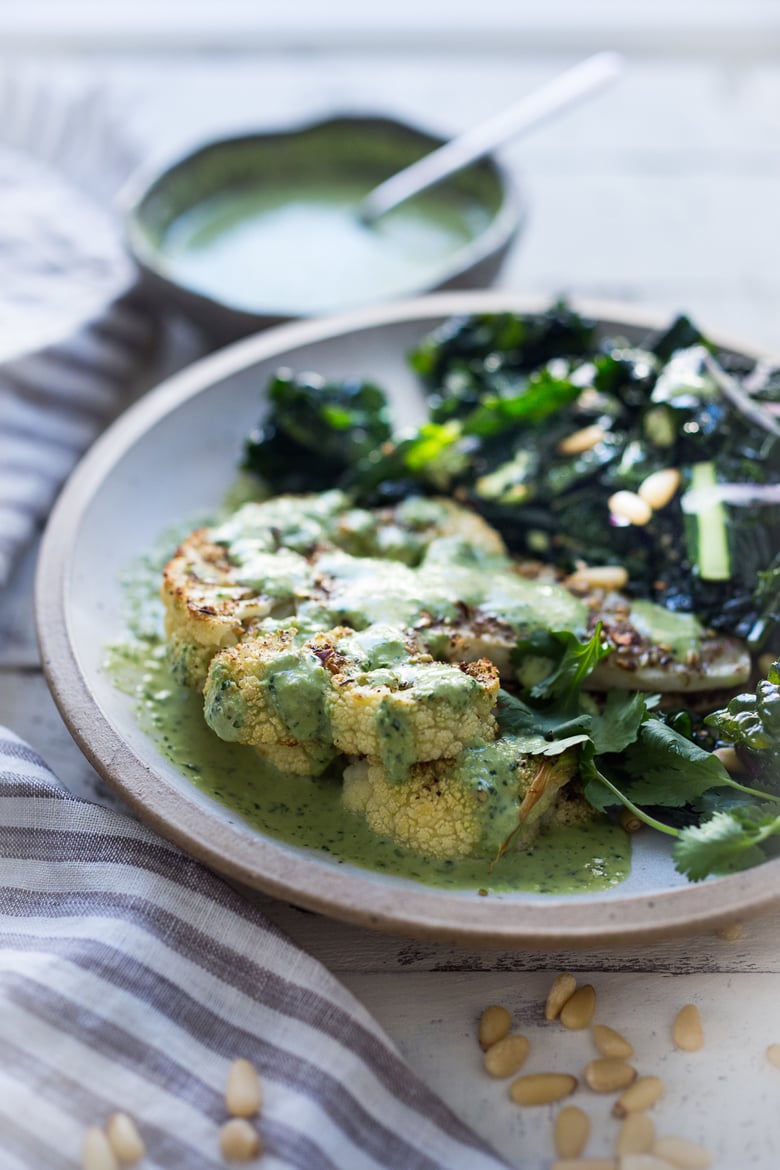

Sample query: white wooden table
[2,28,780,1168]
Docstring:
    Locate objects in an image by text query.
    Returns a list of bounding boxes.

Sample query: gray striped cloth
[0,728,510,1170]
[0,77,157,587]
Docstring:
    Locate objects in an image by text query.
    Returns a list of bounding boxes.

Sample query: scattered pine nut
[509,1072,578,1106]
[653,1135,713,1168]
[555,1105,591,1158]
[546,973,578,1021]
[584,1058,637,1093]
[608,491,653,527]
[619,1157,676,1170]
[566,565,629,592]
[712,746,743,774]
[479,1004,512,1050]
[593,1024,634,1059]
[619,809,644,834]
[82,1127,119,1170]
[219,1119,262,1163]
[716,921,744,942]
[484,1034,529,1078]
[672,1005,704,1052]
[766,1043,780,1069]
[560,985,597,1030]
[616,1113,656,1156]
[558,425,606,456]
[613,1076,665,1117]
[105,1114,145,1164]
[225,1059,263,1118]
[637,468,681,511]
[551,1160,616,1170]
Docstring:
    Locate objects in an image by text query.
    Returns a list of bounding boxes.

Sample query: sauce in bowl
[158,179,491,316]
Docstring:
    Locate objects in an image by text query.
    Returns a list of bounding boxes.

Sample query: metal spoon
[358,51,623,225]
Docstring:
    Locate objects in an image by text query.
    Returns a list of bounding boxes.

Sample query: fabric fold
[0,728,510,1170]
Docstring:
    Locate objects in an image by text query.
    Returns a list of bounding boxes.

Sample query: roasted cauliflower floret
[162,492,507,688]
[162,531,314,689]
[342,739,578,860]
[203,621,499,781]
[203,629,336,775]
[316,625,499,782]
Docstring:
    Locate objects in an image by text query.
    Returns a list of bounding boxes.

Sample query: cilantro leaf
[612,719,732,807]
[495,690,591,753]
[588,689,648,755]
[512,625,611,708]
[673,807,780,881]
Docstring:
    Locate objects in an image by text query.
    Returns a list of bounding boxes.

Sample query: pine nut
[619,1158,676,1170]
[555,1105,591,1157]
[619,809,644,833]
[225,1059,263,1117]
[672,1004,704,1052]
[766,1043,780,1068]
[479,1004,512,1049]
[558,425,606,456]
[546,973,577,1021]
[560,984,596,1030]
[716,921,744,942]
[552,1161,616,1170]
[593,1024,634,1059]
[613,1076,665,1117]
[713,746,743,774]
[653,1136,713,1168]
[608,491,653,527]
[566,565,629,592]
[616,1113,656,1155]
[584,1058,637,1092]
[105,1114,145,1164]
[509,1072,578,1106]
[82,1127,119,1170]
[484,1033,529,1078]
[219,1119,262,1162]
[637,468,681,511]
[549,973,580,1020]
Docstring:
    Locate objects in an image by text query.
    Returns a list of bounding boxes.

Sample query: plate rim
[35,290,780,948]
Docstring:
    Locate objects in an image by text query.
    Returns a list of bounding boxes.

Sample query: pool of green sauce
[158,180,490,316]
[109,546,630,895]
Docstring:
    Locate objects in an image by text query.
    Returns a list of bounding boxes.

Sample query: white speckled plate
[36,292,780,947]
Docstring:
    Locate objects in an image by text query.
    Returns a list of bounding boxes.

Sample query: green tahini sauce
[158,180,490,316]
[109,535,629,896]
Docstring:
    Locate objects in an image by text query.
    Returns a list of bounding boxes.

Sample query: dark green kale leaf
[409,303,597,422]
[244,369,392,493]
[706,662,780,788]
[649,314,709,363]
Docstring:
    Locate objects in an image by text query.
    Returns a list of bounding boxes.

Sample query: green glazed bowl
[123,115,526,342]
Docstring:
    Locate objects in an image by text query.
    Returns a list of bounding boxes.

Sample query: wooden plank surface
[1,46,779,1168]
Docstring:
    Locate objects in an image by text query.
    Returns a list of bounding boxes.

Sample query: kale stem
[594,769,680,838]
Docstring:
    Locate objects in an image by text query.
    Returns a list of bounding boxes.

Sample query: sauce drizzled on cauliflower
[162,492,751,862]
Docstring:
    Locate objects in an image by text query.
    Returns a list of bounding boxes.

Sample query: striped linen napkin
[0,728,510,1170]
[0,77,156,587]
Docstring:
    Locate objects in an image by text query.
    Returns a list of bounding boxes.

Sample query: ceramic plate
[36,292,780,947]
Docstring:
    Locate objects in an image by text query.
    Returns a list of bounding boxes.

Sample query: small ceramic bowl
[123,114,526,342]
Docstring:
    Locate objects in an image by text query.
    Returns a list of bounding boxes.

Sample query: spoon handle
[359,51,622,225]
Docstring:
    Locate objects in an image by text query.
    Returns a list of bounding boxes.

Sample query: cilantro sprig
[503,629,780,880]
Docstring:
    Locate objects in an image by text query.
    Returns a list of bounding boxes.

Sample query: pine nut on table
[672,1004,704,1052]
[479,1004,512,1049]
[613,1076,665,1117]
[219,1119,263,1162]
[653,1135,713,1168]
[82,1127,119,1170]
[616,1112,656,1155]
[483,1033,529,1077]
[592,1023,634,1059]
[554,1105,591,1158]
[545,973,578,1021]
[560,984,597,1029]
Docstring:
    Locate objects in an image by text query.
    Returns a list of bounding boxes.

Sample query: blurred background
[1,0,778,346]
